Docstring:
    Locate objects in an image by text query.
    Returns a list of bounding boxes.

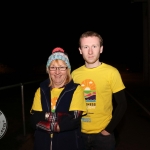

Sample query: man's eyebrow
[82,45,88,47]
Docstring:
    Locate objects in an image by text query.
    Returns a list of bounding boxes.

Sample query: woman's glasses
[49,67,68,71]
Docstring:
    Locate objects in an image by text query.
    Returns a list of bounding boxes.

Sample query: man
[71,31,127,150]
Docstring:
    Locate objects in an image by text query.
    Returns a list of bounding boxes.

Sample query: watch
[45,112,50,120]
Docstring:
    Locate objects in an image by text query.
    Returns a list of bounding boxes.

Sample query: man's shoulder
[102,63,118,71]
[102,63,123,80]
[71,65,84,74]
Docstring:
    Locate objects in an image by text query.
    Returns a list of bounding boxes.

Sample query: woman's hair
[47,59,72,87]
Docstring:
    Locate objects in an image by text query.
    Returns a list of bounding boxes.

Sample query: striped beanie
[46,47,71,70]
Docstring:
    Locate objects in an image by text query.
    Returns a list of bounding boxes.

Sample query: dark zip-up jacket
[31,79,84,150]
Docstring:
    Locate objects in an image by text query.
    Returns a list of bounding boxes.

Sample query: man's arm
[103,89,127,134]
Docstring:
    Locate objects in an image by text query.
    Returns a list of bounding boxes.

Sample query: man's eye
[84,46,88,49]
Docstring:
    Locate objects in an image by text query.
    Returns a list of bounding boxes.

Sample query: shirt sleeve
[111,69,125,93]
[105,89,127,133]
[30,87,42,113]
[69,85,87,115]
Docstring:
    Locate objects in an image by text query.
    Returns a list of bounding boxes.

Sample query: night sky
[1,1,143,72]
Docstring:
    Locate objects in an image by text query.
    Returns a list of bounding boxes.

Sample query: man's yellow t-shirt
[71,63,125,134]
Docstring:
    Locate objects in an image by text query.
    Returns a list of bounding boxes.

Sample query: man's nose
[88,47,93,54]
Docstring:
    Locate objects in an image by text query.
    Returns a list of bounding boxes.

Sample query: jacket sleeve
[56,111,83,132]
[30,110,83,132]
[58,114,82,132]
[105,89,127,133]
[30,110,46,130]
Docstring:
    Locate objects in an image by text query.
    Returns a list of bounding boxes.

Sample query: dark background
[1,2,150,150]
[1,1,143,73]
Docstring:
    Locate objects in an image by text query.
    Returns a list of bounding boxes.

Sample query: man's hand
[101,130,110,135]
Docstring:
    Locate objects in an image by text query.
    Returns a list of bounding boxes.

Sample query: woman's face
[48,60,68,88]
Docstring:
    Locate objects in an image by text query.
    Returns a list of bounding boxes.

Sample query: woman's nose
[55,68,60,74]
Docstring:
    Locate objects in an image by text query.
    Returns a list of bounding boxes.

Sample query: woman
[30,47,87,150]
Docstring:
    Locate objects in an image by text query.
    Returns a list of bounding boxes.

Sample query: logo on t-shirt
[81,79,96,109]
[51,97,58,112]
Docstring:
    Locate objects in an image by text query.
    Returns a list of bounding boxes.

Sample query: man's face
[79,36,103,66]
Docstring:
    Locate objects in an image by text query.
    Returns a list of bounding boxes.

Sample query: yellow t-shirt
[71,63,125,134]
[30,85,87,115]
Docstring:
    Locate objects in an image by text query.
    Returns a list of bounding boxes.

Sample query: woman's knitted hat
[46,47,71,70]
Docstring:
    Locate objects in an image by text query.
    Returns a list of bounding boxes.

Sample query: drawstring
[50,133,53,150]
[74,110,78,118]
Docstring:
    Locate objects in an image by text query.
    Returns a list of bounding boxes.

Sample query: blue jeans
[81,132,116,150]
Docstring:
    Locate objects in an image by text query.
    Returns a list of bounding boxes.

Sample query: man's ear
[79,47,82,54]
[100,46,103,53]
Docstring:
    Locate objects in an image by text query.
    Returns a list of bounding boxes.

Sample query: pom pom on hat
[52,47,64,53]
[46,47,71,70]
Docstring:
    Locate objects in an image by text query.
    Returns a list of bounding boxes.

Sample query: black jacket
[31,79,84,150]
